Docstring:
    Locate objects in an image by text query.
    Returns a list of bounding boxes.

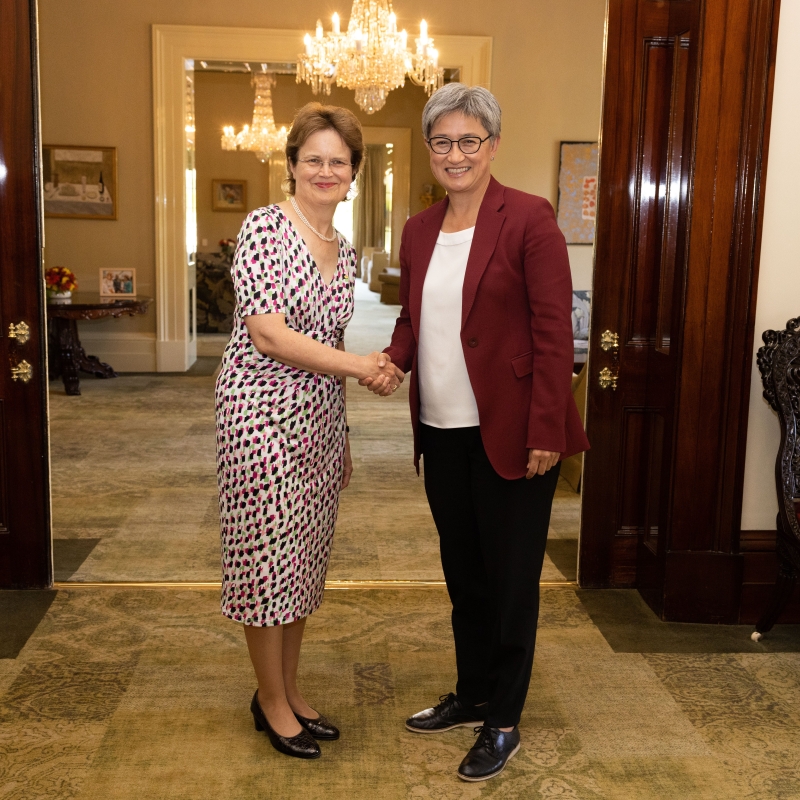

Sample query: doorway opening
[334,141,395,254]
[48,28,495,585]
[40,22,597,591]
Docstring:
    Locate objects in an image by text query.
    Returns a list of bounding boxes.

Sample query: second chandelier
[221,72,288,162]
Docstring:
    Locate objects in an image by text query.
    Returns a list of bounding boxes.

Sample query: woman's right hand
[359,352,402,395]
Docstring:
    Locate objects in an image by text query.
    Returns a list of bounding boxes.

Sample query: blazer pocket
[511,351,534,378]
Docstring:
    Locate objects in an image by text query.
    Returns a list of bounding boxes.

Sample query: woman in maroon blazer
[371,84,589,782]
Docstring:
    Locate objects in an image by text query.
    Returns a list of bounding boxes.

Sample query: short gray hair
[421,83,502,140]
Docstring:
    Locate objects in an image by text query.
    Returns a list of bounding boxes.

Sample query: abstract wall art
[556,141,599,244]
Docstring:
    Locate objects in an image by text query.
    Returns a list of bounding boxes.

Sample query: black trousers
[420,424,560,728]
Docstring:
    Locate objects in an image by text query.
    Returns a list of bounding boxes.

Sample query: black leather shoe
[295,711,340,741]
[250,691,321,759]
[457,725,520,782]
[405,693,488,734]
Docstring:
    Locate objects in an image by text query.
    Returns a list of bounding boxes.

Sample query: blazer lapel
[462,178,506,326]
[409,197,448,337]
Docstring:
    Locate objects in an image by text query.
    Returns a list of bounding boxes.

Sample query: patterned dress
[215,205,356,627]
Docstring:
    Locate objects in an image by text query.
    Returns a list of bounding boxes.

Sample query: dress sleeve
[232,208,287,317]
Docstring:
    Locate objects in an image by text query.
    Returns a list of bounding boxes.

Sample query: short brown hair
[284,103,364,196]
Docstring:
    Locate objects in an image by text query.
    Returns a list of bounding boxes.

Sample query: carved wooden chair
[751,317,800,641]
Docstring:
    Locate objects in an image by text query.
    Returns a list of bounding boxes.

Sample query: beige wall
[741,2,800,531]
[38,0,606,360]
[195,72,271,252]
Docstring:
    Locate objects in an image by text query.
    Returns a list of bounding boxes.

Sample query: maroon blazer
[384,176,590,480]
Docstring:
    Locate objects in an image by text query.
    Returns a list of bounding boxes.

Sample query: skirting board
[156,338,196,372]
[76,331,157,373]
[197,334,230,357]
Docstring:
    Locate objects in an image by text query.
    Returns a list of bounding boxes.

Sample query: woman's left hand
[342,435,354,488]
[526,449,560,479]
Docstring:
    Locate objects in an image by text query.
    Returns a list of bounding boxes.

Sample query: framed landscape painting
[556,141,599,244]
[43,145,117,220]
[212,179,247,212]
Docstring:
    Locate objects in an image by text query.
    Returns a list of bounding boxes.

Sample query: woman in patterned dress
[215,103,403,760]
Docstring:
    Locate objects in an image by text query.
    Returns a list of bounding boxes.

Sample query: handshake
[358,352,405,397]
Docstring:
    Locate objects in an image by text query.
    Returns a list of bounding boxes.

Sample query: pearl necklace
[290,196,337,243]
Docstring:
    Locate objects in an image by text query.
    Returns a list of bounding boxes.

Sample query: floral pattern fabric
[215,205,356,627]
[196,251,235,334]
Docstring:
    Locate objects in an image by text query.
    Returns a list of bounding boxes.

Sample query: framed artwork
[43,145,117,220]
[556,142,599,244]
[212,179,247,212]
[100,268,136,297]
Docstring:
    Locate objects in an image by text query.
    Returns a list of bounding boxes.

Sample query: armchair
[751,317,800,640]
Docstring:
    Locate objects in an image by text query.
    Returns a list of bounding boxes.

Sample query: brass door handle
[598,366,618,390]
[599,330,620,390]
[600,330,620,352]
[9,321,30,345]
[11,360,33,383]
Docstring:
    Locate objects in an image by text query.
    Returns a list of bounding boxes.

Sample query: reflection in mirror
[41,9,606,586]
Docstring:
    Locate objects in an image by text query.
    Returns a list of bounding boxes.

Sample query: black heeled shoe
[250,691,321,759]
[295,711,340,741]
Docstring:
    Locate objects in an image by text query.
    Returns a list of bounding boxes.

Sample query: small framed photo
[43,145,118,220]
[100,268,136,297]
[212,179,247,212]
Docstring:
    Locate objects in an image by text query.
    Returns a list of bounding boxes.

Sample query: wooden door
[580,0,780,622]
[0,0,52,588]
[581,0,698,594]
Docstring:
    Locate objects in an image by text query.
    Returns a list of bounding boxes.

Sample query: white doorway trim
[152,24,492,371]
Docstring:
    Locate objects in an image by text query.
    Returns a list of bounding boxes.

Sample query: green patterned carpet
[48,282,580,584]
[36,280,800,798]
[2,586,799,799]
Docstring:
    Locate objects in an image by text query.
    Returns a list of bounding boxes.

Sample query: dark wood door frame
[0,0,52,588]
[0,0,782,602]
[581,0,781,622]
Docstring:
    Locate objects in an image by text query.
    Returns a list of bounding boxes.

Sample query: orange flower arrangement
[45,266,78,293]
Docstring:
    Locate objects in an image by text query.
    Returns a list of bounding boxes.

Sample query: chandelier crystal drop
[297,1,444,114]
[221,73,288,162]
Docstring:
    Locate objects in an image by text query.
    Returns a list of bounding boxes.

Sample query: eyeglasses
[426,135,492,155]
[296,157,354,172]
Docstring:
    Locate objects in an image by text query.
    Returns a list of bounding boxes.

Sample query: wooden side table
[47,292,152,395]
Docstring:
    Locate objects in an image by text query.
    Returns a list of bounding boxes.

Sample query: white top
[418,226,480,429]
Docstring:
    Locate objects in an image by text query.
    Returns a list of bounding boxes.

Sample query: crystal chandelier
[297,1,444,114]
[221,73,288,162]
